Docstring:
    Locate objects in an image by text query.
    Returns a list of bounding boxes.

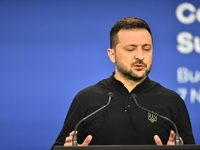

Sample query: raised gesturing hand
[154,130,184,145]
[64,131,93,146]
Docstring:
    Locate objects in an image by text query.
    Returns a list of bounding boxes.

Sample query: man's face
[111,29,153,81]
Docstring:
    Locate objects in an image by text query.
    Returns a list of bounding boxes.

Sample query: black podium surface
[54,145,200,150]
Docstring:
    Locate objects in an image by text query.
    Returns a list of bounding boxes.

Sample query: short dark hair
[110,17,153,49]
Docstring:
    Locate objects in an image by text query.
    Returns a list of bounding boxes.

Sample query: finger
[154,135,163,145]
[69,131,78,136]
[180,137,184,145]
[65,136,73,143]
[64,142,72,146]
[64,131,78,146]
[168,130,175,143]
[64,136,73,146]
[79,135,93,146]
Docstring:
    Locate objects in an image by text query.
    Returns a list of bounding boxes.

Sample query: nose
[134,49,144,60]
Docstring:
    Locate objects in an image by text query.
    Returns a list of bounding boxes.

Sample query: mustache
[131,60,147,67]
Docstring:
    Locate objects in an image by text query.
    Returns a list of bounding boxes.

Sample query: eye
[124,45,136,51]
[126,48,135,51]
[143,45,151,51]
[143,47,151,51]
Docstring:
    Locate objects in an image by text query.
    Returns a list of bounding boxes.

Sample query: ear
[107,48,116,63]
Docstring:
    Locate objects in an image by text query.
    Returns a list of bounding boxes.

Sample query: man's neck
[114,72,146,92]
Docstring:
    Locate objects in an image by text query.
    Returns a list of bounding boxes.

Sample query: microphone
[130,93,180,145]
[72,92,114,146]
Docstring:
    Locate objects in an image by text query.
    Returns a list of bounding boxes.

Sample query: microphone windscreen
[130,93,137,99]
[108,92,114,98]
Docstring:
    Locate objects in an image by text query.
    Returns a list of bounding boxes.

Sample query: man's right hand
[64,131,93,146]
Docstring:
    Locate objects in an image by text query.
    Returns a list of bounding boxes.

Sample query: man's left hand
[154,130,184,145]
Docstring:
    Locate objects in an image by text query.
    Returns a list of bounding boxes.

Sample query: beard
[116,58,152,81]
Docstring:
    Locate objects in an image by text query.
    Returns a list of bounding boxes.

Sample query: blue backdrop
[0,0,199,149]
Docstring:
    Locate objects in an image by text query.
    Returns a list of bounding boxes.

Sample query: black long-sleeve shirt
[52,74,195,148]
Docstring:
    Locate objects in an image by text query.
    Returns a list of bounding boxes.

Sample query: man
[51,17,195,148]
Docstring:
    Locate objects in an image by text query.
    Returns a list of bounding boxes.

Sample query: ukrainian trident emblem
[148,112,157,123]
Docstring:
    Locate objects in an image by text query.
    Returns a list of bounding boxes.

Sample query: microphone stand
[131,94,180,145]
[72,92,114,146]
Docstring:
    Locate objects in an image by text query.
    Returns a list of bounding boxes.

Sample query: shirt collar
[109,72,151,94]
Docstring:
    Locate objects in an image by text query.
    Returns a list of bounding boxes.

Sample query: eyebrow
[125,44,152,48]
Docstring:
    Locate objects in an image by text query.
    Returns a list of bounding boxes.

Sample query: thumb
[79,135,93,146]
[154,135,163,145]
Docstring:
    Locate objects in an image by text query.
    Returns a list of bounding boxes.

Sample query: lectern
[54,145,200,150]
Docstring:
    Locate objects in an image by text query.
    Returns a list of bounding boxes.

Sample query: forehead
[117,29,152,44]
